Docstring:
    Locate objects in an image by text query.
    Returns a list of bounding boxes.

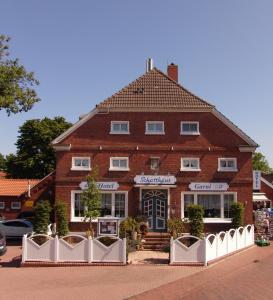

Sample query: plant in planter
[231,202,244,228]
[33,200,52,234]
[187,204,204,239]
[167,217,186,238]
[54,201,69,237]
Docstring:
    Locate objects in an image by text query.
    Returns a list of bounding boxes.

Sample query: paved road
[131,244,273,300]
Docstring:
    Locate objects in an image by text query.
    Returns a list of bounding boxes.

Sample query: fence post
[170,237,174,264]
[54,235,59,263]
[88,236,92,263]
[22,234,27,263]
[252,225,255,244]
[123,238,127,264]
[216,233,219,258]
[204,238,207,267]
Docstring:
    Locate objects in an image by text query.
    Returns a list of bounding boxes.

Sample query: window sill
[145,132,165,135]
[204,218,232,223]
[180,169,201,172]
[109,168,130,172]
[109,132,130,135]
[71,168,92,171]
[180,132,200,136]
[217,169,238,172]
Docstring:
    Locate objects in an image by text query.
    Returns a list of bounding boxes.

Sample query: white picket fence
[22,234,127,264]
[170,225,254,265]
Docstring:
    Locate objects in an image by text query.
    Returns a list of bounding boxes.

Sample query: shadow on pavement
[0,255,21,268]
[6,238,22,246]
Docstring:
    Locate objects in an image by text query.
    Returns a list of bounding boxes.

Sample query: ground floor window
[181,192,236,220]
[71,190,128,221]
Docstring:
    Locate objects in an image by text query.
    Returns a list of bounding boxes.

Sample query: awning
[253,193,270,202]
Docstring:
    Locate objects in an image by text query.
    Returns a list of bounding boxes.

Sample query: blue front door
[142,189,168,232]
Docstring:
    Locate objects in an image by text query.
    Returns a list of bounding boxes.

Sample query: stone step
[142,244,168,250]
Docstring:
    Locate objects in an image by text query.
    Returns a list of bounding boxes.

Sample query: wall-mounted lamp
[136,146,139,150]
[99,145,102,151]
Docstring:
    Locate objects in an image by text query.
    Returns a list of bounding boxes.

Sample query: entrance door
[142,189,168,232]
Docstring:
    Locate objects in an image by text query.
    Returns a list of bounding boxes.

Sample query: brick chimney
[167,63,178,82]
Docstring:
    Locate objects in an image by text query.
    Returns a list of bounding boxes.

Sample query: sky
[0,0,273,166]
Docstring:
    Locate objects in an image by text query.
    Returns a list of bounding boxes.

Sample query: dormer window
[145,121,165,135]
[181,122,199,135]
[110,121,129,134]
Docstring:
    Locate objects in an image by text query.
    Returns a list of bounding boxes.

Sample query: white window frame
[0,202,5,209]
[109,157,129,171]
[71,157,91,171]
[180,121,200,135]
[150,157,160,171]
[11,202,21,210]
[181,157,201,171]
[71,190,128,222]
[181,191,237,223]
[110,121,130,135]
[145,121,165,135]
[218,158,238,172]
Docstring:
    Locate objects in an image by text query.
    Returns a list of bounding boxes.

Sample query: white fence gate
[22,234,127,264]
[170,225,254,265]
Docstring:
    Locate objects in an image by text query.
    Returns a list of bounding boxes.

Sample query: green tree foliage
[167,218,185,238]
[187,204,204,238]
[55,201,69,237]
[82,169,101,236]
[33,200,52,234]
[0,35,40,115]
[5,116,72,178]
[252,152,273,174]
[231,202,244,228]
[0,153,5,170]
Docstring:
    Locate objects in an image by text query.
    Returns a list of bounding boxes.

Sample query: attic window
[133,87,144,94]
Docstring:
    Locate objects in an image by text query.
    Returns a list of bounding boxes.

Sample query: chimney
[167,63,178,82]
[146,58,154,72]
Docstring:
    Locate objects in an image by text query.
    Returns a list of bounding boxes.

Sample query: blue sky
[0,1,273,166]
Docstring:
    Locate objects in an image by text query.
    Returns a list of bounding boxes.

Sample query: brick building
[52,61,258,232]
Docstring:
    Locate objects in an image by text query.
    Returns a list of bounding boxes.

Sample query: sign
[24,200,34,208]
[98,217,119,236]
[253,170,261,190]
[189,182,229,191]
[79,181,119,191]
[134,175,176,185]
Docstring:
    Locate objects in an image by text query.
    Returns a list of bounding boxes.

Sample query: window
[181,122,199,135]
[71,191,127,221]
[181,192,236,221]
[0,202,4,209]
[218,158,237,172]
[11,202,21,209]
[110,157,129,171]
[71,157,91,171]
[181,158,200,171]
[145,121,165,135]
[150,157,160,171]
[110,121,129,134]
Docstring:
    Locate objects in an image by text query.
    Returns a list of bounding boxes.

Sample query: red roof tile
[0,179,40,196]
[96,68,214,110]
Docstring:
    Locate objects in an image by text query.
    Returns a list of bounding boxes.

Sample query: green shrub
[187,204,204,239]
[33,200,52,234]
[231,202,244,228]
[167,218,185,238]
[55,201,69,237]
[119,217,139,238]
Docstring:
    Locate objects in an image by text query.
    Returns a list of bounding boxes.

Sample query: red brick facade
[53,65,257,232]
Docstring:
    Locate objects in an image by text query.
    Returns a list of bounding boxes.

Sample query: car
[17,211,34,223]
[0,230,7,255]
[0,219,33,238]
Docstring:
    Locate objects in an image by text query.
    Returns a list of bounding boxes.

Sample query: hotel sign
[134,175,176,185]
[253,170,261,190]
[79,181,119,191]
[189,182,229,191]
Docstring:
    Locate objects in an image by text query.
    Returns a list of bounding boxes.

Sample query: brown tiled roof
[0,179,40,196]
[96,68,214,110]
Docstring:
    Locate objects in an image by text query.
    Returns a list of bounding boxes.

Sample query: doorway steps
[142,232,170,251]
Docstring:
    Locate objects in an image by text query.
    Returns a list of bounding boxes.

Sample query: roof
[0,179,40,196]
[262,174,273,185]
[96,68,214,111]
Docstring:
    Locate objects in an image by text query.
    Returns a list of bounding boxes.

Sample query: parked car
[0,219,33,238]
[17,211,34,223]
[0,230,7,255]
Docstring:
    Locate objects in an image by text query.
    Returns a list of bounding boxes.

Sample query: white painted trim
[11,201,21,209]
[71,157,91,171]
[181,157,201,171]
[109,157,129,171]
[110,121,130,135]
[218,158,237,172]
[261,177,273,189]
[52,108,98,145]
[145,121,165,135]
[53,144,71,152]
[239,146,256,153]
[180,121,200,135]
[212,109,258,147]
[181,191,237,219]
[0,202,5,209]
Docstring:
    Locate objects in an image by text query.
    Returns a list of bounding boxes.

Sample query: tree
[0,35,40,115]
[0,153,5,170]
[252,152,273,174]
[187,204,204,238]
[5,116,72,178]
[33,200,52,234]
[81,169,101,237]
